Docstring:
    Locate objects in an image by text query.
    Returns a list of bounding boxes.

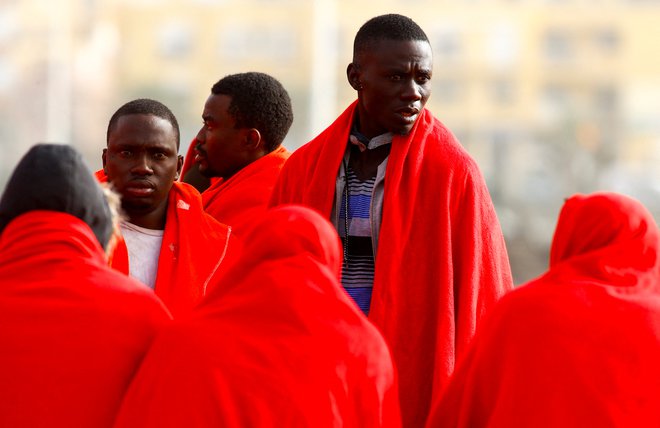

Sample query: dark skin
[194,93,265,180]
[103,114,183,230]
[346,39,433,179]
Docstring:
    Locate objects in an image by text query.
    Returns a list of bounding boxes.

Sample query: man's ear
[102,148,108,174]
[175,154,184,180]
[347,63,361,91]
[245,128,263,152]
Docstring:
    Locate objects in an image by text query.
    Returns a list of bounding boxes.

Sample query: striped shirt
[333,128,392,315]
[338,164,376,314]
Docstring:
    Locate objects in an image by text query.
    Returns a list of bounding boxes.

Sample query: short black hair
[353,14,430,59]
[211,72,293,153]
[106,98,180,149]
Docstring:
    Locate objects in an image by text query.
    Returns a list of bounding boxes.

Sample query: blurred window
[491,79,515,105]
[542,29,573,62]
[434,27,463,62]
[593,27,620,54]
[435,78,463,104]
[157,21,192,58]
[219,26,297,61]
[540,83,571,122]
[594,86,618,114]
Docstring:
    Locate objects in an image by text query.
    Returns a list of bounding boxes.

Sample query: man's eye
[153,152,167,160]
[417,75,431,84]
[390,75,402,81]
[119,150,132,157]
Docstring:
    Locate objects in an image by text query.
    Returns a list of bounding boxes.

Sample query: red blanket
[427,192,660,427]
[270,101,513,427]
[98,170,235,317]
[0,211,170,427]
[113,205,401,427]
[180,139,197,180]
[201,145,290,237]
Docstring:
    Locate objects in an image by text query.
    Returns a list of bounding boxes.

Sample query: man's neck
[125,203,168,230]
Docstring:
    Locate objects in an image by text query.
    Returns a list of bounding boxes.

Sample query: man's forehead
[108,122,178,151]
[357,39,432,62]
[109,139,173,149]
[114,113,171,128]
[204,93,232,113]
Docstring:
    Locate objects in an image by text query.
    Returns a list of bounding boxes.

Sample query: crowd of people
[1,13,659,428]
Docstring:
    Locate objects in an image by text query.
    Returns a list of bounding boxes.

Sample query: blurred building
[2,0,660,282]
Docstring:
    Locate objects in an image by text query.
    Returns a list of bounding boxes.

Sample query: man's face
[103,114,182,218]
[194,94,249,180]
[348,39,433,138]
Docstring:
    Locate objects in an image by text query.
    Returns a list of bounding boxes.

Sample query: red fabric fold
[179,140,197,180]
[98,169,235,317]
[113,205,401,428]
[269,101,513,427]
[427,192,660,427]
[0,211,170,427]
[201,145,290,237]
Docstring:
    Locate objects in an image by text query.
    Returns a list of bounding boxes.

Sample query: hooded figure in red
[427,192,660,428]
[113,205,401,428]
[0,144,171,428]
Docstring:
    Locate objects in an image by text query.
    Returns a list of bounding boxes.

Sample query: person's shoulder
[424,113,470,156]
[93,266,171,320]
[286,136,324,163]
[483,275,567,332]
[414,112,481,177]
[287,107,352,163]
[170,181,203,202]
[170,182,225,228]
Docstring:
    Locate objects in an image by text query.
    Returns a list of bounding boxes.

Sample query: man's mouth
[396,107,420,122]
[125,181,155,197]
[194,146,207,164]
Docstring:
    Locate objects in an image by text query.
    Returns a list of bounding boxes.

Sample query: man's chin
[199,166,218,178]
[393,119,418,136]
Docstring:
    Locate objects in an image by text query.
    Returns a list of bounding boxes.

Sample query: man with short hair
[101,98,235,317]
[269,14,514,427]
[184,72,294,237]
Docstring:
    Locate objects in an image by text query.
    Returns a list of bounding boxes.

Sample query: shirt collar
[350,118,393,151]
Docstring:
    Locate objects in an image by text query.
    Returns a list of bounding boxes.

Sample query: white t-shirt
[120,221,164,289]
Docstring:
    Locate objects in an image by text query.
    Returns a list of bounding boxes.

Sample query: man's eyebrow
[112,142,137,149]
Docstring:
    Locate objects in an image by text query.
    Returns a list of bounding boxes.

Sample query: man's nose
[131,154,153,176]
[402,79,422,101]
[195,127,205,145]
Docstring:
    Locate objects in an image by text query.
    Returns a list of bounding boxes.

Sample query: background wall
[2,0,660,284]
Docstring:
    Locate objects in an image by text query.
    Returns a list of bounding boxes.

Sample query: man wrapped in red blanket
[427,192,660,428]
[269,14,513,427]
[183,72,293,238]
[0,144,170,428]
[100,98,236,316]
[113,205,401,427]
